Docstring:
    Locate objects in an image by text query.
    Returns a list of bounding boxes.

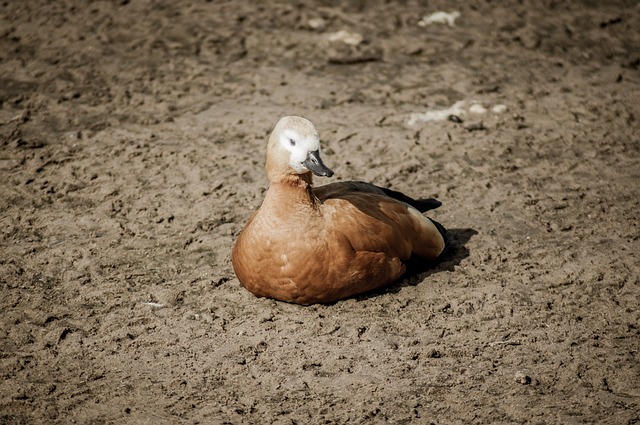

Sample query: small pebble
[465,122,486,132]
[514,370,531,384]
[327,30,363,46]
[426,348,442,358]
[492,104,508,114]
[308,18,326,30]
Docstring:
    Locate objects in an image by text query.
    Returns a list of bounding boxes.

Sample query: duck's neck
[264,172,320,212]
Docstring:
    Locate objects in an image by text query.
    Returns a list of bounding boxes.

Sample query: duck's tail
[376,185,450,257]
[378,186,442,212]
[410,198,442,212]
[429,218,452,258]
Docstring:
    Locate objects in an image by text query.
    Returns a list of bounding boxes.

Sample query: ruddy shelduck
[232,116,449,305]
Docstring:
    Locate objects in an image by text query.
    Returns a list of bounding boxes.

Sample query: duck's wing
[320,189,446,261]
[315,181,441,212]
[316,181,450,255]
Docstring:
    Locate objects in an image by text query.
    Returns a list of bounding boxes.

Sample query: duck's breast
[232,207,330,302]
[232,187,443,304]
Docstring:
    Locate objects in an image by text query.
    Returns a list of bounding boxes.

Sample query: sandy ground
[1,0,639,423]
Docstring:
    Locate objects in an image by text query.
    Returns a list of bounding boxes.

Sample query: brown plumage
[232,116,448,305]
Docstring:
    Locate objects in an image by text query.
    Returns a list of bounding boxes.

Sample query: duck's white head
[266,116,334,181]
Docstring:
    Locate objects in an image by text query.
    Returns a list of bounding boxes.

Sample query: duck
[232,116,449,305]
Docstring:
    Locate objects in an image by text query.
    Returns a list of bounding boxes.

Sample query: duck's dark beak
[303,150,334,177]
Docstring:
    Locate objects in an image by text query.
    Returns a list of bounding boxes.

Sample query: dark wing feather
[315,181,441,212]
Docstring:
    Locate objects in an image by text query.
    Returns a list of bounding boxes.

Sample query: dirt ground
[1,0,639,423]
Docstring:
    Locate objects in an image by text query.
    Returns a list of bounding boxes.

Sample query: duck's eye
[289,138,296,147]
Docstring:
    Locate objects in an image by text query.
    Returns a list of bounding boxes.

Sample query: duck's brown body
[231,116,447,305]
[232,176,446,305]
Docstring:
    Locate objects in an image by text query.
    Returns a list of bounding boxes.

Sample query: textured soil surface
[1,1,639,423]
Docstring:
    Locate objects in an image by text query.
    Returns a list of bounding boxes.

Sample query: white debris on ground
[326,30,363,46]
[407,101,466,125]
[308,18,327,30]
[142,301,164,308]
[418,11,461,27]
[469,103,488,114]
[407,101,508,126]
